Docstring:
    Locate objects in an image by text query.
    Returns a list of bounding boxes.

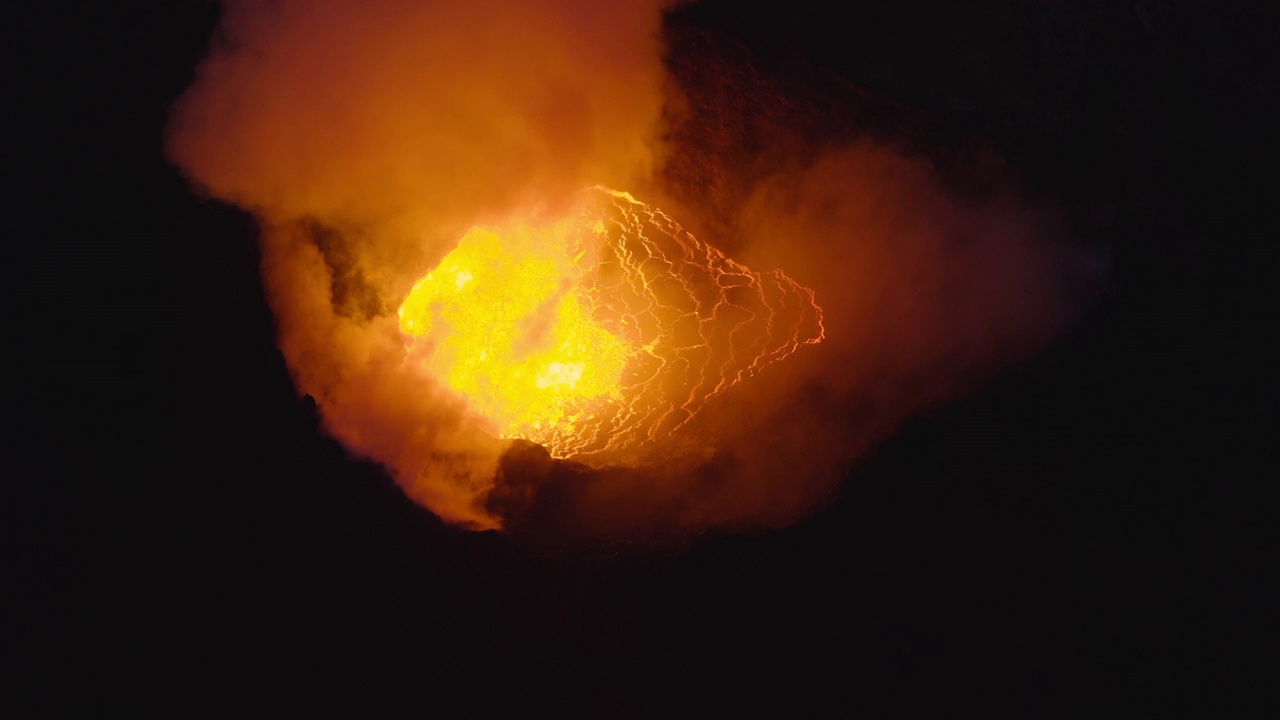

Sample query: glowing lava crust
[398,187,824,460]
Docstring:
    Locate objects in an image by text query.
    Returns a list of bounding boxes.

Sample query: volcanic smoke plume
[168,0,1102,540]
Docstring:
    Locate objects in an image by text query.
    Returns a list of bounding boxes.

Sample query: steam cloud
[168,0,1102,541]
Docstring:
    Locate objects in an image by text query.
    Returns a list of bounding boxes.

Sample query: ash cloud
[167,0,672,528]
[168,1,1103,539]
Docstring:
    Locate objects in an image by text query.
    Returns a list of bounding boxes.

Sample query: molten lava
[398,187,824,459]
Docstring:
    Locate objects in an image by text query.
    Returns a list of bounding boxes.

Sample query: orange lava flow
[398,187,824,459]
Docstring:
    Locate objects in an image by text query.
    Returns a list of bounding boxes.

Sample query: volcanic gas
[398,187,824,461]
[166,0,1100,538]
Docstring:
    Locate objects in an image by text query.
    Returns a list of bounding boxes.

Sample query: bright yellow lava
[399,187,825,459]
[398,220,633,443]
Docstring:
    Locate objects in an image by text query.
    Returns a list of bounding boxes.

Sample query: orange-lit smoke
[168,1,1102,540]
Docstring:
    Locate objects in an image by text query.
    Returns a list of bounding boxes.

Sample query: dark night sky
[5,1,1276,716]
